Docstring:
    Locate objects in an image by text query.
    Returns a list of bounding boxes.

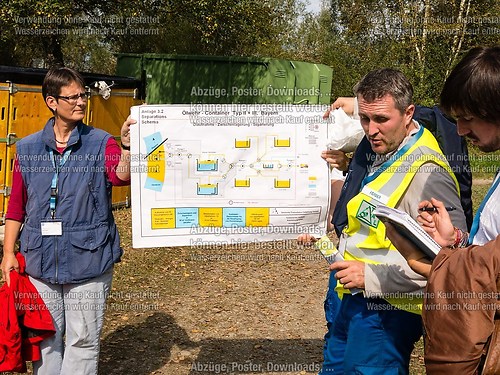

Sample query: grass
[467,145,500,180]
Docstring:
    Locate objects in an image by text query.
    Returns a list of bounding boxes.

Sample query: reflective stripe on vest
[336,127,459,313]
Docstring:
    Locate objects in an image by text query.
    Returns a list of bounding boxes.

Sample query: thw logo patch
[356,200,380,228]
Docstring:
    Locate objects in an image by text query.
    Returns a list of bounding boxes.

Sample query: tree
[0,0,120,69]
[306,0,500,103]
[0,0,310,73]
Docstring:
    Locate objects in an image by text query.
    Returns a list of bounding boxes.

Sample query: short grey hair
[354,68,413,113]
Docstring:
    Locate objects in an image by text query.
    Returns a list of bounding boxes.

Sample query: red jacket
[0,253,55,372]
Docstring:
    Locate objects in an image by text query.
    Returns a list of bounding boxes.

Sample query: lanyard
[49,147,73,219]
[468,172,500,244]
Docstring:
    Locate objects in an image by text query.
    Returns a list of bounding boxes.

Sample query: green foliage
[0,0,308,72]
[0,0,117,68]
[0,0,498,98]
[308,0,500,105]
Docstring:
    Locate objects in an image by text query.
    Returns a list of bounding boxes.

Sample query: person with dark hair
[385,45,500,374]
[0,66,134,375]
[441,46,500,133]
[300,68,467,374]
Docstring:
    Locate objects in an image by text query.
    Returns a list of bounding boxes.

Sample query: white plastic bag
[326,108,364,152]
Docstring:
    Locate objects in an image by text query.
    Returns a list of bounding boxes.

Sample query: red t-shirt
[6,138,130,222]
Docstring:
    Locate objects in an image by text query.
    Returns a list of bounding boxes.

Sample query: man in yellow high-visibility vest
[311,68,468,374]
[386,45,500,374]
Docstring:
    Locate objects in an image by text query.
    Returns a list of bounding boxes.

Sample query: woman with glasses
[1,66,134,375]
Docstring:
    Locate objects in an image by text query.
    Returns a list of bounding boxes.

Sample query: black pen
[419,206,456,212]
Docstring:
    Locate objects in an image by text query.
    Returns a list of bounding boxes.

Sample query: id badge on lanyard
[41,219,63,236]
[42,147,72,236]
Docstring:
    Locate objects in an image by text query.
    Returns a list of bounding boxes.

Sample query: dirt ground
[97,209,425,375]
[1,207,425,375]
[2,184,490,375]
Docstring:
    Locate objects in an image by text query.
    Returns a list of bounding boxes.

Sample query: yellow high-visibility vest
[336,126,459,314]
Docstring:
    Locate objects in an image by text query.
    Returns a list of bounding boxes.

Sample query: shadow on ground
[99,312,323,374]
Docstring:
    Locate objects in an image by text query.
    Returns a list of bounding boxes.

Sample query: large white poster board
[130,104,331,248]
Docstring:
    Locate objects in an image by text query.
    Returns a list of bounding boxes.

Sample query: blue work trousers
[320,273,422,375]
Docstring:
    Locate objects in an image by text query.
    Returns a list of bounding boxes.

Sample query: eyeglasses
[54,92,89,104]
